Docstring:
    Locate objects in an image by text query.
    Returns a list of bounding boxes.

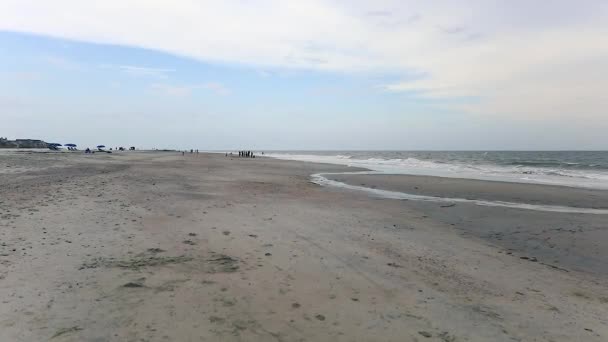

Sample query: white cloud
[1,0,607,120]
[98,64,175,78]
[150,82,230,97]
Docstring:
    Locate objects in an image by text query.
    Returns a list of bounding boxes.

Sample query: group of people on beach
[238,151,255,158]
[182,149,199,156]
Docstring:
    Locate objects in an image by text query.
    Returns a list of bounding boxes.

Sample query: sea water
[264,151,608,190]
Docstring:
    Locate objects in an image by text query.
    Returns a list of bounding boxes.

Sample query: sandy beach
[1,151,608,341]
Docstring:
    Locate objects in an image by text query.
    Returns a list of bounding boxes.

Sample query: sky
[1,0,607,150]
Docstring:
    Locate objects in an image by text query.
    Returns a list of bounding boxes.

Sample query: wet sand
[325,173,608,276]
[1,151,607,341]
[325,173,608,209]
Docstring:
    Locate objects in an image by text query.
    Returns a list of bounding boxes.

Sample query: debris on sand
[438,331,456,342]
[232,319,255,332]
[147,248,165,254]
[315,314,326,321]
[122,282,144,288]
[206,253,240,273]
[182,240,197,245]
[51,326,83,339]
[387,262,403,268]
[209,316,226,324]
[80,255,192,270]
[418,331,432,338]
[541,263,569,272]
[520,256,538,262]
[114,255,193,270]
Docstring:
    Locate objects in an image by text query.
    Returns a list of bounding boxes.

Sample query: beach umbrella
[97,145,106,148]
[64,143,77,147]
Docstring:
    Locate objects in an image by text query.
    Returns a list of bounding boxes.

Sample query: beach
[1,151,607,341]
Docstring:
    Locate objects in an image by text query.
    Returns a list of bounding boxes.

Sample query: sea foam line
[265,152,608,190]
[311,172,608,215]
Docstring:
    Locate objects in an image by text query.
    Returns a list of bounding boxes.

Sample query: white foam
[265,153,608,190]
[312,172,608,215]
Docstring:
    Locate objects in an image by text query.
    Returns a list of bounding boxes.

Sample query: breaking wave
[265,152,608,190]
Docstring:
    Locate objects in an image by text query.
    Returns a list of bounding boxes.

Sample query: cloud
[1,0,607,120]
[99,64,175,78]
[384,27,608,119]
[366,10,392,17]
[437,25,467,35]
[150,82,229,97]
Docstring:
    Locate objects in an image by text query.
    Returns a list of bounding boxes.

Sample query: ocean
[264,151,608,190]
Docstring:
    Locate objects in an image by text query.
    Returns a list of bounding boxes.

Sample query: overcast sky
[1,0,607,150]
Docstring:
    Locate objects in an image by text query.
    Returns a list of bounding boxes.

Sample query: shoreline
[1,152,607,341]
[259,153,608,212]
[262,152,608,190]
[271,156,608,275]
[319,172,608,210]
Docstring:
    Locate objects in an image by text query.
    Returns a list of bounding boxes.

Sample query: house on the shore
[0,137,48,148]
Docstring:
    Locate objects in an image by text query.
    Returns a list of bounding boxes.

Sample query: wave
[312,172,608,215]
[509,160,606,169]
[265,152,608,190]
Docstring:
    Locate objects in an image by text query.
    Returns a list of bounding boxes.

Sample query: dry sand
[1,151,607,341]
